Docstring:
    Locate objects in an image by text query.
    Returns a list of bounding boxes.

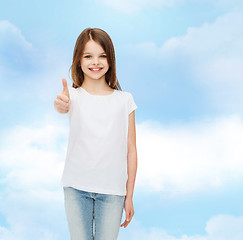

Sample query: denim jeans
[63,186,125,240]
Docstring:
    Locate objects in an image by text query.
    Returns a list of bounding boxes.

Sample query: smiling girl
[54,28,138,240]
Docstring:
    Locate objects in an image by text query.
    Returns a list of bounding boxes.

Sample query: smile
[89,68,103,72]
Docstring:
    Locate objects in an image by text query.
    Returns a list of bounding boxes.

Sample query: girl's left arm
[121,110,137,228]
[126,110,138,200]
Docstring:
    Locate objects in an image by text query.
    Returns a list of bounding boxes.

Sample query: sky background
[1,0,243,239]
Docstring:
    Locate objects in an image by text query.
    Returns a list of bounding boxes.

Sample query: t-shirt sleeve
[67,86,74,116]
[127,92,138,115]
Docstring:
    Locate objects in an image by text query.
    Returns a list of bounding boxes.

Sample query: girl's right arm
[54,78,71,114]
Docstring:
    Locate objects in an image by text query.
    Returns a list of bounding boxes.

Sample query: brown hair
[69,28,122,90]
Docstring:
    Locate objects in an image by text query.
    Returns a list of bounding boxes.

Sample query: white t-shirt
[60,86,138,196]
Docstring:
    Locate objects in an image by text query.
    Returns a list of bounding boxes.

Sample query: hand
[54,78,71,114]
[120,197,134,228]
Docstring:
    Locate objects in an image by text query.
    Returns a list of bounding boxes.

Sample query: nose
[92,57,100,65]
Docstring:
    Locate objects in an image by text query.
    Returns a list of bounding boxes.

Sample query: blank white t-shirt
[60,86,138,196]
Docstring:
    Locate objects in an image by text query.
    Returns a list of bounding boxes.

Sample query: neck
[81,78,111,92]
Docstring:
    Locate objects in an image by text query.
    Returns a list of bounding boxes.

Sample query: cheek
[80,61,89,69]
[103,59,109,67]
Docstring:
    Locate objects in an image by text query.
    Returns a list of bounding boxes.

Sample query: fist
[54,78,71,114]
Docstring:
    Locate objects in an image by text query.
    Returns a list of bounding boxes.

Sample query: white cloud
[0,20,71,106]
[212,0,243,10]
[0,20,33,51]
[161,10,243,82]
[132,10,243,85]
[161,10,243,112]
[126,10,243,113]
[94,0,182,13]
[119,218,206,240]
[1,113,243,238]
[0,20,37,77]
[206,215,243,240]
[94,0,242,13]
[189,0,243,9]
[0,119,67,190]
[135,114,243,195]
[119,215,243,240]
[0,117,69,239]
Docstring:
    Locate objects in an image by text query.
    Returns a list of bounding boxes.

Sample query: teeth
[90,68,101,70]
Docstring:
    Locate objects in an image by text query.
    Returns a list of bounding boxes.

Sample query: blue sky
[1,0,243,239]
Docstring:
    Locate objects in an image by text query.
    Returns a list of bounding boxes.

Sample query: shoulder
[68,86,78,92]
[115,90,132,98]
[67,86,80,100]
[68,86,81,94]
[115,90,136,106]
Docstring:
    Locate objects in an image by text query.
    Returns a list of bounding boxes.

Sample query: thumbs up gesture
[54,78,71,114]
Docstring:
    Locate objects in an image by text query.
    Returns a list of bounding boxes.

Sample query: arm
[121,110,137,228]
[126,110,138,200]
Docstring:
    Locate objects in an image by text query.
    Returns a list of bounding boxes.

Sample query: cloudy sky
[1,0,243,239]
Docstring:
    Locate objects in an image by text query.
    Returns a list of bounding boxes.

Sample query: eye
[100,55,107,58]
[84,55,91,58]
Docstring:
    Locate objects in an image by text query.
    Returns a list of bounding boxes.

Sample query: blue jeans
[63,186,125,240]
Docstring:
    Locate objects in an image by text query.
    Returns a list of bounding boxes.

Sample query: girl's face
[80,40,109,82]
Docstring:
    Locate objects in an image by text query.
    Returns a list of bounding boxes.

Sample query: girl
[54,28,138,240]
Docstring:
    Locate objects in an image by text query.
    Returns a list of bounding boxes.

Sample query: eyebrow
[83,52,106,55]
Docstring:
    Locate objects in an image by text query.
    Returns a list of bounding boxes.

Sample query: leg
[94,193,125,240]
[63,187,94,240]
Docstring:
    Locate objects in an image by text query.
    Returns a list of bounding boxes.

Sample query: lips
[89,68,103,72]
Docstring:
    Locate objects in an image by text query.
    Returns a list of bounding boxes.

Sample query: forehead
[83,40,105,54]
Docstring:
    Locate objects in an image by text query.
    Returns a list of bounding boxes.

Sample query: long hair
[69,28,122,90]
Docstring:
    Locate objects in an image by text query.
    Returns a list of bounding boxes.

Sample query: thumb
[62,78,70,99]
